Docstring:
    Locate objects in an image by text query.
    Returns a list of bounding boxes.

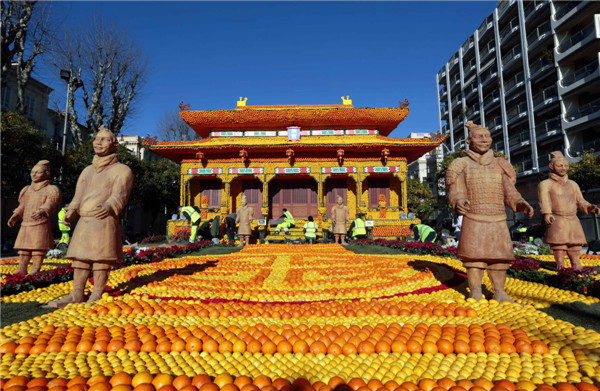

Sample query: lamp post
[60,70,83,156]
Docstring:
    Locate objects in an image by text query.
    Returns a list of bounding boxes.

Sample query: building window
[1,85,11,109]
[24,95,36,118]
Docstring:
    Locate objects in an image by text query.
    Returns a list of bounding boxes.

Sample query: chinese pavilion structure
[150,97,444,241]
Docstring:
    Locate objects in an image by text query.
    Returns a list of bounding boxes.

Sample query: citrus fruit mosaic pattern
[1,245,600,391]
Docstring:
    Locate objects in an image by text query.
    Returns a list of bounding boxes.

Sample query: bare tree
[1,1,53,114]
[52,18,147,144]
[157,110,200,141]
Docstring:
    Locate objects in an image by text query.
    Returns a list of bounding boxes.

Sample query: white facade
[407,132,443,192]
[118,135,161,161]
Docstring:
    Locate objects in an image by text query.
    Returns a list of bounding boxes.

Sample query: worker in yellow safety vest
[410,223,437,243]
[179,206,202,243]
[274,208,295,235]
[303,216,318,244]
[57,205,70,248]
[351,214,367,240]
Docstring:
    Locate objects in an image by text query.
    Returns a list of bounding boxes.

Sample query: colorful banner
[311,130,345,136]
[363,166,400,173]
[187,168,223,175]
[275,167,311,174]
[345,129,378,135]
[228,167,264,174]
[210,131,244,137]
[321,167,357,174]
[245,131,278,137]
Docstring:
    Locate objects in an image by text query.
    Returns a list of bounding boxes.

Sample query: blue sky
[38,1,498,139]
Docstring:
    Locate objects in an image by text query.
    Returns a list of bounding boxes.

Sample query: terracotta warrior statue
[236,194,254,246]
[330,195,350,245]
[47,126,133,307]
[538,151,599,270]
[446,121,534,303]
[8,160,61,275]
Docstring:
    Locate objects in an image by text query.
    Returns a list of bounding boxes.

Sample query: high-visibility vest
[304,221,318,238]
[181,206,201,224]
[58,208,69,232]
[352,219,366,237]
[284,210,295,225]
[415,224,436,242]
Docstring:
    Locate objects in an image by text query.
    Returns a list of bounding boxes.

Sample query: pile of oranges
[1,244,599,391]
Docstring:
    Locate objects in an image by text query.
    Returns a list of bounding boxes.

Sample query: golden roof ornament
[237,97,248,107]
[341,96,352,105]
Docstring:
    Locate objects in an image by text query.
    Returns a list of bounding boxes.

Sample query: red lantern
[196,151,204,160]
[337,148,344,164]
[381,148,390,163]
[239,149,248,162]
[286,148,294,163]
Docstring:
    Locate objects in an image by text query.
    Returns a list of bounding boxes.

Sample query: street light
[60,69,83,156]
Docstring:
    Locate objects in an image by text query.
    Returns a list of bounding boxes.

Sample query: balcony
[554,1,580,23]
[451,74,461,90]
[462,37,474,55]
[507,101,528,124]
[440,85,447,97]
[525,0,548,21]
[557,22,595,54]
[465,83,478,99]
[491,140,505,153]
[451,95,461,109]
[441,104,449,118]
[565,96,600,123]
[538,153,552,169]
[480,41,496,62]
[527,21,551,50]
[442,123,449,134]
[449,53,460,70]
[438,67,447,81]
[529,56,554,79]
[464,57,477,77]
[487,116,503,133]
[560,58,600,92]
[533,85,558,110]
[515,159,534,175]
[535,118,562,140]
[498,0,515,18]
[481,65,498,87]
[502,44,522,70]
[500,17,520,43]
[468,103,481,120]
[452,116,465,129]
[483,90,501,109]
[570,138,600,155]
[504,72,525,95]
[509,130,531,149]
[478,16,494,38]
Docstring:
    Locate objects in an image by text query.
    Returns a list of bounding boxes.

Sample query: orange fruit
[438,379,457,390]
[111,374,133,387]
[133,384,155,391]
[112,385,133,391]
[221,385,240,391]
[0,341,18,353]
[577,384,598,391]
[494,381,516,391]
[347,379,367,391]
[555,385,577,391]
[253,376,272,389]
[172,377,192,391]
[214,374,234,388]
[418,380,437,391]
[192,376,211,389]
[132,373,154,388]
[89,383,111,391]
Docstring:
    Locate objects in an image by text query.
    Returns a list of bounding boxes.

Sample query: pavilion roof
[149,134,446,164]
[179,106,409,138]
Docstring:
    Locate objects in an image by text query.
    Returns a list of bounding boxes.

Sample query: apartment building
[436,0,600,201]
